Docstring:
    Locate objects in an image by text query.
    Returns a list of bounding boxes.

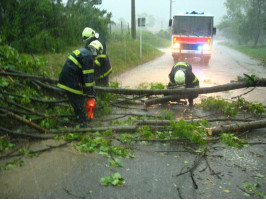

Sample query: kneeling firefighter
[167,62,199,106]
[82,27,112,86]
[57,40,103,125]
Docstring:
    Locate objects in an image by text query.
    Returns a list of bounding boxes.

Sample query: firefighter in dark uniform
[82,27,112,86]
[167,62,199,106]
[57,40,103,124]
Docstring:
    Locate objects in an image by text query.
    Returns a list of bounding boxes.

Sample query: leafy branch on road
[1,42,266,192]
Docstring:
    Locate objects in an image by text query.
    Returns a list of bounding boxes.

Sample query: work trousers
[67,92,87,122]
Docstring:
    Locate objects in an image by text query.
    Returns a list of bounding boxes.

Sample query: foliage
[242,181,265,198]
[19,149,39,157]
[162,109,174,120]
[95,82,118,116]
[100,172,125,186]
[169,119,207,145]
[0,139,15,152]
[137,125,153,139]
[0,0,112,53]
[233,97,265,115]
[0,38,47,74]
[40,118,58,129]
[220,133,247,148]
[69,132,134,166]
[200,97,265,116]
[201,97,237,116]
[150,82,165,90]
[218,0,266,47]
[243,74,257,86]
[0,159,25,171]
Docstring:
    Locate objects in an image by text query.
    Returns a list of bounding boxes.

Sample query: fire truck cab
[169,11,216,65]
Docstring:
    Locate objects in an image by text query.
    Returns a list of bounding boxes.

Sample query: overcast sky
[97,0,227,29]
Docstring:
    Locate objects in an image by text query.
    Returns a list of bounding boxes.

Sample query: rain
[0,0,265,199]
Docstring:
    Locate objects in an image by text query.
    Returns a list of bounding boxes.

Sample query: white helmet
[89,40,103,55]
[174,70,185,84]
[82,27,98,42]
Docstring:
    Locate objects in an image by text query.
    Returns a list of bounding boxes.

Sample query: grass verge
[41,33,170,79]
[221,42,266,67]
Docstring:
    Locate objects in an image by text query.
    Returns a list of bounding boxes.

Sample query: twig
[0,71,57,84]
[0,141,70,160]
[231,87,256,99]
[0,109,46,133]
[1,96,44,116]
[1,91,68,104]
[63,187,86,199]
[176,149,207,177]
[176,187,183,199]
[204,157,222,179]
[190,171,198,189]
[0,127,53,139]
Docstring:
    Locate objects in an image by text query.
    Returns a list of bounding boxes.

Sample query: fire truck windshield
[173,16,213,36]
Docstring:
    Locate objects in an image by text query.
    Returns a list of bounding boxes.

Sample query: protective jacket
[168,62,199,88]
[57,47,95,96]
[87,38,112,81]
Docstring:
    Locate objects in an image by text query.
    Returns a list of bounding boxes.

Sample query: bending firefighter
[57,40,103,125]
[82,27,112,86]
[167,62,199,106]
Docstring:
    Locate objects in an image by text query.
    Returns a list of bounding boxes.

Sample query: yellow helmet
[82,27,96,42]
[89,40,103,55]
[174,70,185,84]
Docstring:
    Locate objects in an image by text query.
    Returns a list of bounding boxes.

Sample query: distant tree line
[218,0,266,47]
[0,0,112,53]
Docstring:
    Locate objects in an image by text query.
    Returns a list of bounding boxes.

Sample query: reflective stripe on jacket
[94,54,112,80]
[58,48,95,95]
[169,63,199,88]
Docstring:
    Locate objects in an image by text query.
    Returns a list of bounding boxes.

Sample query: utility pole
[131,0,136,40]
[170,0,172,19]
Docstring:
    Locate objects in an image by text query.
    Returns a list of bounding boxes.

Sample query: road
[0,40,265,199]
[112,39,266,105]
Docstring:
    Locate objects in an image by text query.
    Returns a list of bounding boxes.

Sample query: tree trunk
[206,119,266,136]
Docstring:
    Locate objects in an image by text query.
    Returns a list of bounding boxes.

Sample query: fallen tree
[47,119,266,136]
[206,119,266,136]
[1,68,265,138]
[1,70,266,97]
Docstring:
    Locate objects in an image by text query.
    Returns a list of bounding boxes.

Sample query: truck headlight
[203,44,211,50]
[173,43,180,49]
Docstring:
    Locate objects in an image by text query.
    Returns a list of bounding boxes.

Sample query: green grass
[39,45,83,79]
[221,42,266,67]
[107,39,163,75]
[41,32,169,79]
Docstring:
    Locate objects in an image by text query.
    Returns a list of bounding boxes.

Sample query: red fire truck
[169,11,216,65]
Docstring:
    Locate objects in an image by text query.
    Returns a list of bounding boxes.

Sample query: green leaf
[111,179,119,186]
[243,192,250,197]
[256,173,264,178]
[112,172,122,179]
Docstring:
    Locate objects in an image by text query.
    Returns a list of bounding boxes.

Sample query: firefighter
[167,62,199,107]
[82,27,112,86]
[57,40,103,125]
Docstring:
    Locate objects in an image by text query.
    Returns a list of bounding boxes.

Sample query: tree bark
[0,108,46,133]
[49,125,137,134]
[94,78,266,96]
[133,118,254,126]
[1,91,68,104]
[206,119,266,136]
[0,71,57,84]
